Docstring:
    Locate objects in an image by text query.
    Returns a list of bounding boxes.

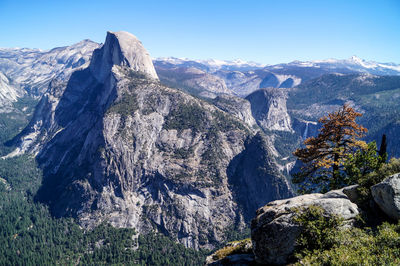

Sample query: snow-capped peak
[154,57,265,71]
[283,56,400,75]
[349,55,363,63]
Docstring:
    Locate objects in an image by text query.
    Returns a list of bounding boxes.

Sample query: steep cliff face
[11,31,293,249]
[212,94,257,129]
[0,71,25,112]
[7,31,157,157]
[246,88,293,132]
[89,31,158,82]
[228,133,293,219]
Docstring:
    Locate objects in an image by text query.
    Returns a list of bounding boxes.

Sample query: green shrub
[296,222,400,265]
[292,205,400,265]
[345,141,385,185]
[293,205,343,258]
[357,157,400,202]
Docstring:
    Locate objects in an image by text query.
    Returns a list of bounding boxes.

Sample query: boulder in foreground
[251,187,360,265]
[371,173,400,220]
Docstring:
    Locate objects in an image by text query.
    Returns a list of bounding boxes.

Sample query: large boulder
[371,173,400,220]
[251,187,360,265]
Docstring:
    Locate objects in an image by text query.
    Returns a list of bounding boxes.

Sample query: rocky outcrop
[10,31,293,250]
[371,173,400,220]
[246,88,293,132]
[0,71,25,112]
[4,75,69,157]
[251,187,360,265]
[212,94,257,128]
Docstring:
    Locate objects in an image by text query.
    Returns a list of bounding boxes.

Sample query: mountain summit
[89,31,158,81]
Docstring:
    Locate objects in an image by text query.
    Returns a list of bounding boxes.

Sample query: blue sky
[0,0,399,64]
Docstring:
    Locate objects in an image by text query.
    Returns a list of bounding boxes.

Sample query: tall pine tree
[293,104,367,192]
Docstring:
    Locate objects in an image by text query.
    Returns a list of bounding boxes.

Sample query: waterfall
[303,122,309,140]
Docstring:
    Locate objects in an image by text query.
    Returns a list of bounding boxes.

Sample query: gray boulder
[251,187,360,265]
[342,184,361,204]
[371,173,400,220]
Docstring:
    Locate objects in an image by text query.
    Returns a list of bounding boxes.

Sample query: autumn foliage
[293,104,368,192]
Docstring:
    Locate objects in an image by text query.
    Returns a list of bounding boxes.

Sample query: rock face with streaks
[0,71,25,112]
[246,88,293,132]
[212,94,257,128]
[89,31,158,82]
[10,31,293,249]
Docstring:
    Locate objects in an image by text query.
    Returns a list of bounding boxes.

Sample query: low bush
[293,205,343,259]
[297,222,400,265]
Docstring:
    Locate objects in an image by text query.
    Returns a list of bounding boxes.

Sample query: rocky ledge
[207,173,400,265]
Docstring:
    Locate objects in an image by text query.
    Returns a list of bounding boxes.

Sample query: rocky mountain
[270,56,400,76]
[245,88,292,132]
[156,56,400,77]
[0,39,100,96]
[154,66,232,98]
[8,31,293,249]
[3,30,400,254]
[155,61,301,98]
[211,94,257,129]
[0,71,25,112]
[155,56,400,98]
[154,57,265,72]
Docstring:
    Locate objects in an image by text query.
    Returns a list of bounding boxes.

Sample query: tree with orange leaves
[293,104,368,192]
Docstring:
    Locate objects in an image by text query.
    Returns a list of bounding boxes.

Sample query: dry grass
[211,238,252,261]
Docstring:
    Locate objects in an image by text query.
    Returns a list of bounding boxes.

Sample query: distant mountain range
[154,56,400,98]
[0,40,99,97]
[155,55,400,76]
[154,57,266,72]
[1,37,399,106]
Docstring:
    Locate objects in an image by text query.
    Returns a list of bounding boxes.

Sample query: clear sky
[0,0,399,64]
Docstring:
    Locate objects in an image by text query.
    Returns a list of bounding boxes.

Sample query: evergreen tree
[293,104,367,192]
[378,134,388,162]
